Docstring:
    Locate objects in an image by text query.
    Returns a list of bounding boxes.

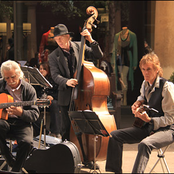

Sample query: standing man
[48,24,103,141]
[0,60,40,172]
[106,53,174,173]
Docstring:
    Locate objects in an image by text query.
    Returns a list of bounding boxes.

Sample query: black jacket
[48,41,103,106]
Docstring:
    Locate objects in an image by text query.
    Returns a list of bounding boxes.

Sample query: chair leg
[22,167,28,173]
[0,160,7,170]
[149,146,170,173]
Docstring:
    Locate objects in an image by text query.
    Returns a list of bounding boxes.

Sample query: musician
[48,24,103,141]
[0,60,40,172]
[106,53,174,173]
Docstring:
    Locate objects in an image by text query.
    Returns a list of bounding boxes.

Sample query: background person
[33,62,61,138]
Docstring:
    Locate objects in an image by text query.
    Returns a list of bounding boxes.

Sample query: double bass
[69,6,117,165]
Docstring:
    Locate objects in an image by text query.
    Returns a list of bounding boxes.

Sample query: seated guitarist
[106,53,174,173]
[0,60,40,172]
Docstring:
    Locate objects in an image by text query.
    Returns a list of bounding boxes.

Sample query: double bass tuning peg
[95,18,100,24]
[91,16,100,25]
[89,22,97,28]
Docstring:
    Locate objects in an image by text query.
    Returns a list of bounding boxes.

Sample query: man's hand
[134,109,151,123]
[6,106,23,117]
[80,29,94,43]
[66,79,78,88]
[47,95,53,101]
[131,100,143,114]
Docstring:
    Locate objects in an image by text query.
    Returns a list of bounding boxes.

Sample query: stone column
[154,1,174,79]
[25,2,37,61]
[14,1,23,61]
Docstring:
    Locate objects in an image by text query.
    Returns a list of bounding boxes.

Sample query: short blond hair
[139,53,163,77]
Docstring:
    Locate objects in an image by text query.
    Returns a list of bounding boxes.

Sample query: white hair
[1,60,24,79]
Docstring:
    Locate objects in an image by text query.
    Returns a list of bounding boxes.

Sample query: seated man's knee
[0,120,10,132]
[110,130,122,142]
[138,140,152,152]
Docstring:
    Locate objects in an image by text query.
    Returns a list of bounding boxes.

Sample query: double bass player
[48,23,103,142]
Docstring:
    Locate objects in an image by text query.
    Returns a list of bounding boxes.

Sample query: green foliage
[169,72,174,83]
[0,1,13,20]
[121,1,130,22]
[40,1,107,19]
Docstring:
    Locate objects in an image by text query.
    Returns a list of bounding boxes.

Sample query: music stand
[69,110,109,173]
[21,66,53,148]
[21,66,52,88]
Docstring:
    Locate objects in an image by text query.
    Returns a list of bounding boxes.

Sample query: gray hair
[1,60,24,79]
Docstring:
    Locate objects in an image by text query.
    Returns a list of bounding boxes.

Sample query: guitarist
[106,53,174,173]
[0,60,40,172]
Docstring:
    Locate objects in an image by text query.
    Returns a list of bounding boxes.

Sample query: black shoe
[3,152,16,167]
[83,161,99,170]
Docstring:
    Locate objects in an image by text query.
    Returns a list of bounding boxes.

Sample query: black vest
[144,78,166,117]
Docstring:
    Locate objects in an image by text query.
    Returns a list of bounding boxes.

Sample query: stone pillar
[14,1,23,61]
[154,1,174,79]
[25,2,37,61]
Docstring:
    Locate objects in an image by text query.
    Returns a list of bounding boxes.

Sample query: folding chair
[149,145,171,173]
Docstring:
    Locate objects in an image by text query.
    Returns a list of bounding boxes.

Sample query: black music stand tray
[21,66,53,148]
[69,110,109,173]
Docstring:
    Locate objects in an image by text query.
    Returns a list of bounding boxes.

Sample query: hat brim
[51,32,74,38]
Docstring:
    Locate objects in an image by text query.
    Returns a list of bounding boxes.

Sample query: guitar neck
[0,100,35,109]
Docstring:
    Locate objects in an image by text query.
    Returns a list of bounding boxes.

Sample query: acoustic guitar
[133,104,158,128]
[0,93,51,120]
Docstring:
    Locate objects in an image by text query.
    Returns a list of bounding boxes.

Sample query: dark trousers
[105,124,174,173]
[33,100,61,136]
[49,100,61,134]
[60,105,71,141]
[0,118,33,172]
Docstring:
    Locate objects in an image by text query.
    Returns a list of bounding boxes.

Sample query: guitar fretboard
[0,100,35,109]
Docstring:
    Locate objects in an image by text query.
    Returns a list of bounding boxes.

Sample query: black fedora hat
[53,24,74,37]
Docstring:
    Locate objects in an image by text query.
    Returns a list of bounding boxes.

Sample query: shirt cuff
[90,41,98,46]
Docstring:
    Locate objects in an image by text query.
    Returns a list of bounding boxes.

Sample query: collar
[6,79,22,92]
[62,41,71,53]
[144,75,160,92]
